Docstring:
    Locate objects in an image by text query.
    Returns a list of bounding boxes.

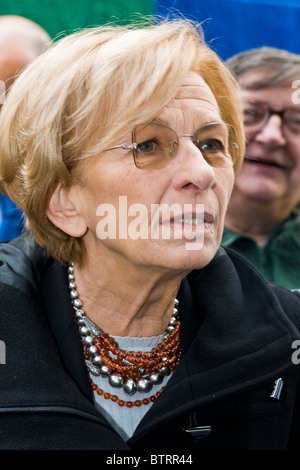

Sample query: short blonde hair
[0,19,244,265]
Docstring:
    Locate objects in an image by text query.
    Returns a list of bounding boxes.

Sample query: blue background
[155,0,300,59]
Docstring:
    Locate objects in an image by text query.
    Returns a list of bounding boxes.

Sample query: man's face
[233,69,300,213]
[0,42,36,91]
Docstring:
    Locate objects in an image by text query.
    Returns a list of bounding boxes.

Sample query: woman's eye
[137,140,156,153]
[196,139,231,167]
[200,139,224,152]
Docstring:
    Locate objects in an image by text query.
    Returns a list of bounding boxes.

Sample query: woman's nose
[170,140,216,193]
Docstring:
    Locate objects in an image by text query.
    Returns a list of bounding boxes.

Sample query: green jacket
[222,206,300,290]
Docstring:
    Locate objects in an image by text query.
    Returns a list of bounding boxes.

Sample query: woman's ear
[46,185,87,237]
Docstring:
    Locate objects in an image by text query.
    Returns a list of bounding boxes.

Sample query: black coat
[0,233,300,450]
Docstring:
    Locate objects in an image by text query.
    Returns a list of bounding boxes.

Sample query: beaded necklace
[68,263,182,408]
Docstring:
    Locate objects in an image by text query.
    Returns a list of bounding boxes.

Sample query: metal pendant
[123,378,137,396]
[149,373,163,385]
[137,378,153,393]
[100,365,111,377]
[109,373,124,388]
[85,359,101,376]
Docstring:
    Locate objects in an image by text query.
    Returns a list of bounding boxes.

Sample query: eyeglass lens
[243,101,300,136]
[132,122,236,170]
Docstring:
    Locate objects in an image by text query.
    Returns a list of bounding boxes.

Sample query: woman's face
[73,72,235,272]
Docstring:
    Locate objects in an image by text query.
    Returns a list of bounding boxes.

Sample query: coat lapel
[131,250,300,440]
[38,247,300,441]
[40,259,93,401]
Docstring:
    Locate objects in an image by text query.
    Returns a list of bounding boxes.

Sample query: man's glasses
[242,100,300,137]
[103,121,238,170]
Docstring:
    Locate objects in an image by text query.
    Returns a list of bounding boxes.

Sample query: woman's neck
[72,259,185,337]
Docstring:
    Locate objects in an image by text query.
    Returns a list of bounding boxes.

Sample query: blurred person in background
[222,47,300,289]
[0,15,51,241]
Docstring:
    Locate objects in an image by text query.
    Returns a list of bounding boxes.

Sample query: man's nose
[252,114,287,147]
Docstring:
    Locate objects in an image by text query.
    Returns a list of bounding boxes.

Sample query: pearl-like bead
[159,366,170,376]
[83,335,94,346]
[123,378,137,396]
[165,325,174,333]
[149,373,163,385]
[137,378,152,393]
[72,298,83,309]
[92,356,103,367]
[87,345,98,356]
[109,373,124,388]
[79,325,90,336]
[70,289,78,300]
[100,365,110,377]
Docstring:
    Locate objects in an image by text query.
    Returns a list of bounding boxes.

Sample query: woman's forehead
[176,72,210,94]
[158,73,220,124]
[171,72,219,110]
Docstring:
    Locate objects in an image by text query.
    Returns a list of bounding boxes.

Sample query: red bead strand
[92,321,182,379]
[90,380,165,407]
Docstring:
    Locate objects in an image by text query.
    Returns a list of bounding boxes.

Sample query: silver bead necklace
[68,263,181,397]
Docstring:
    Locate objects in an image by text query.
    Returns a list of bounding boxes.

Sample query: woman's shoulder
[188,246,300,331]
[0,232,51,299]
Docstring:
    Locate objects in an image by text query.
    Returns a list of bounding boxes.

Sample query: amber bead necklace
[68,263,182,407]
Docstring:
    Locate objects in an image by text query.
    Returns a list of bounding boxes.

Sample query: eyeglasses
[103,120,238,170]
[242,100,300,137]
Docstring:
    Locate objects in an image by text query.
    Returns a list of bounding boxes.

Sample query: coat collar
[40,259,93,401]
[130,249,300,441]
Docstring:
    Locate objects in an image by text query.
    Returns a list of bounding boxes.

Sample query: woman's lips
[171,212,214,225]
[162,212,215,232]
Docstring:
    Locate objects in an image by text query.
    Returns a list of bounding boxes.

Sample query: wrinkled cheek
[218,169,235,208]
[227,180,235,205]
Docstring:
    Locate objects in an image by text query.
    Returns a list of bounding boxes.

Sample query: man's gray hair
[226,46,300,89]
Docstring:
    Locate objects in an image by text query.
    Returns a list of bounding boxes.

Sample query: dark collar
[40,259,93,401]
[130,249,300,441]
